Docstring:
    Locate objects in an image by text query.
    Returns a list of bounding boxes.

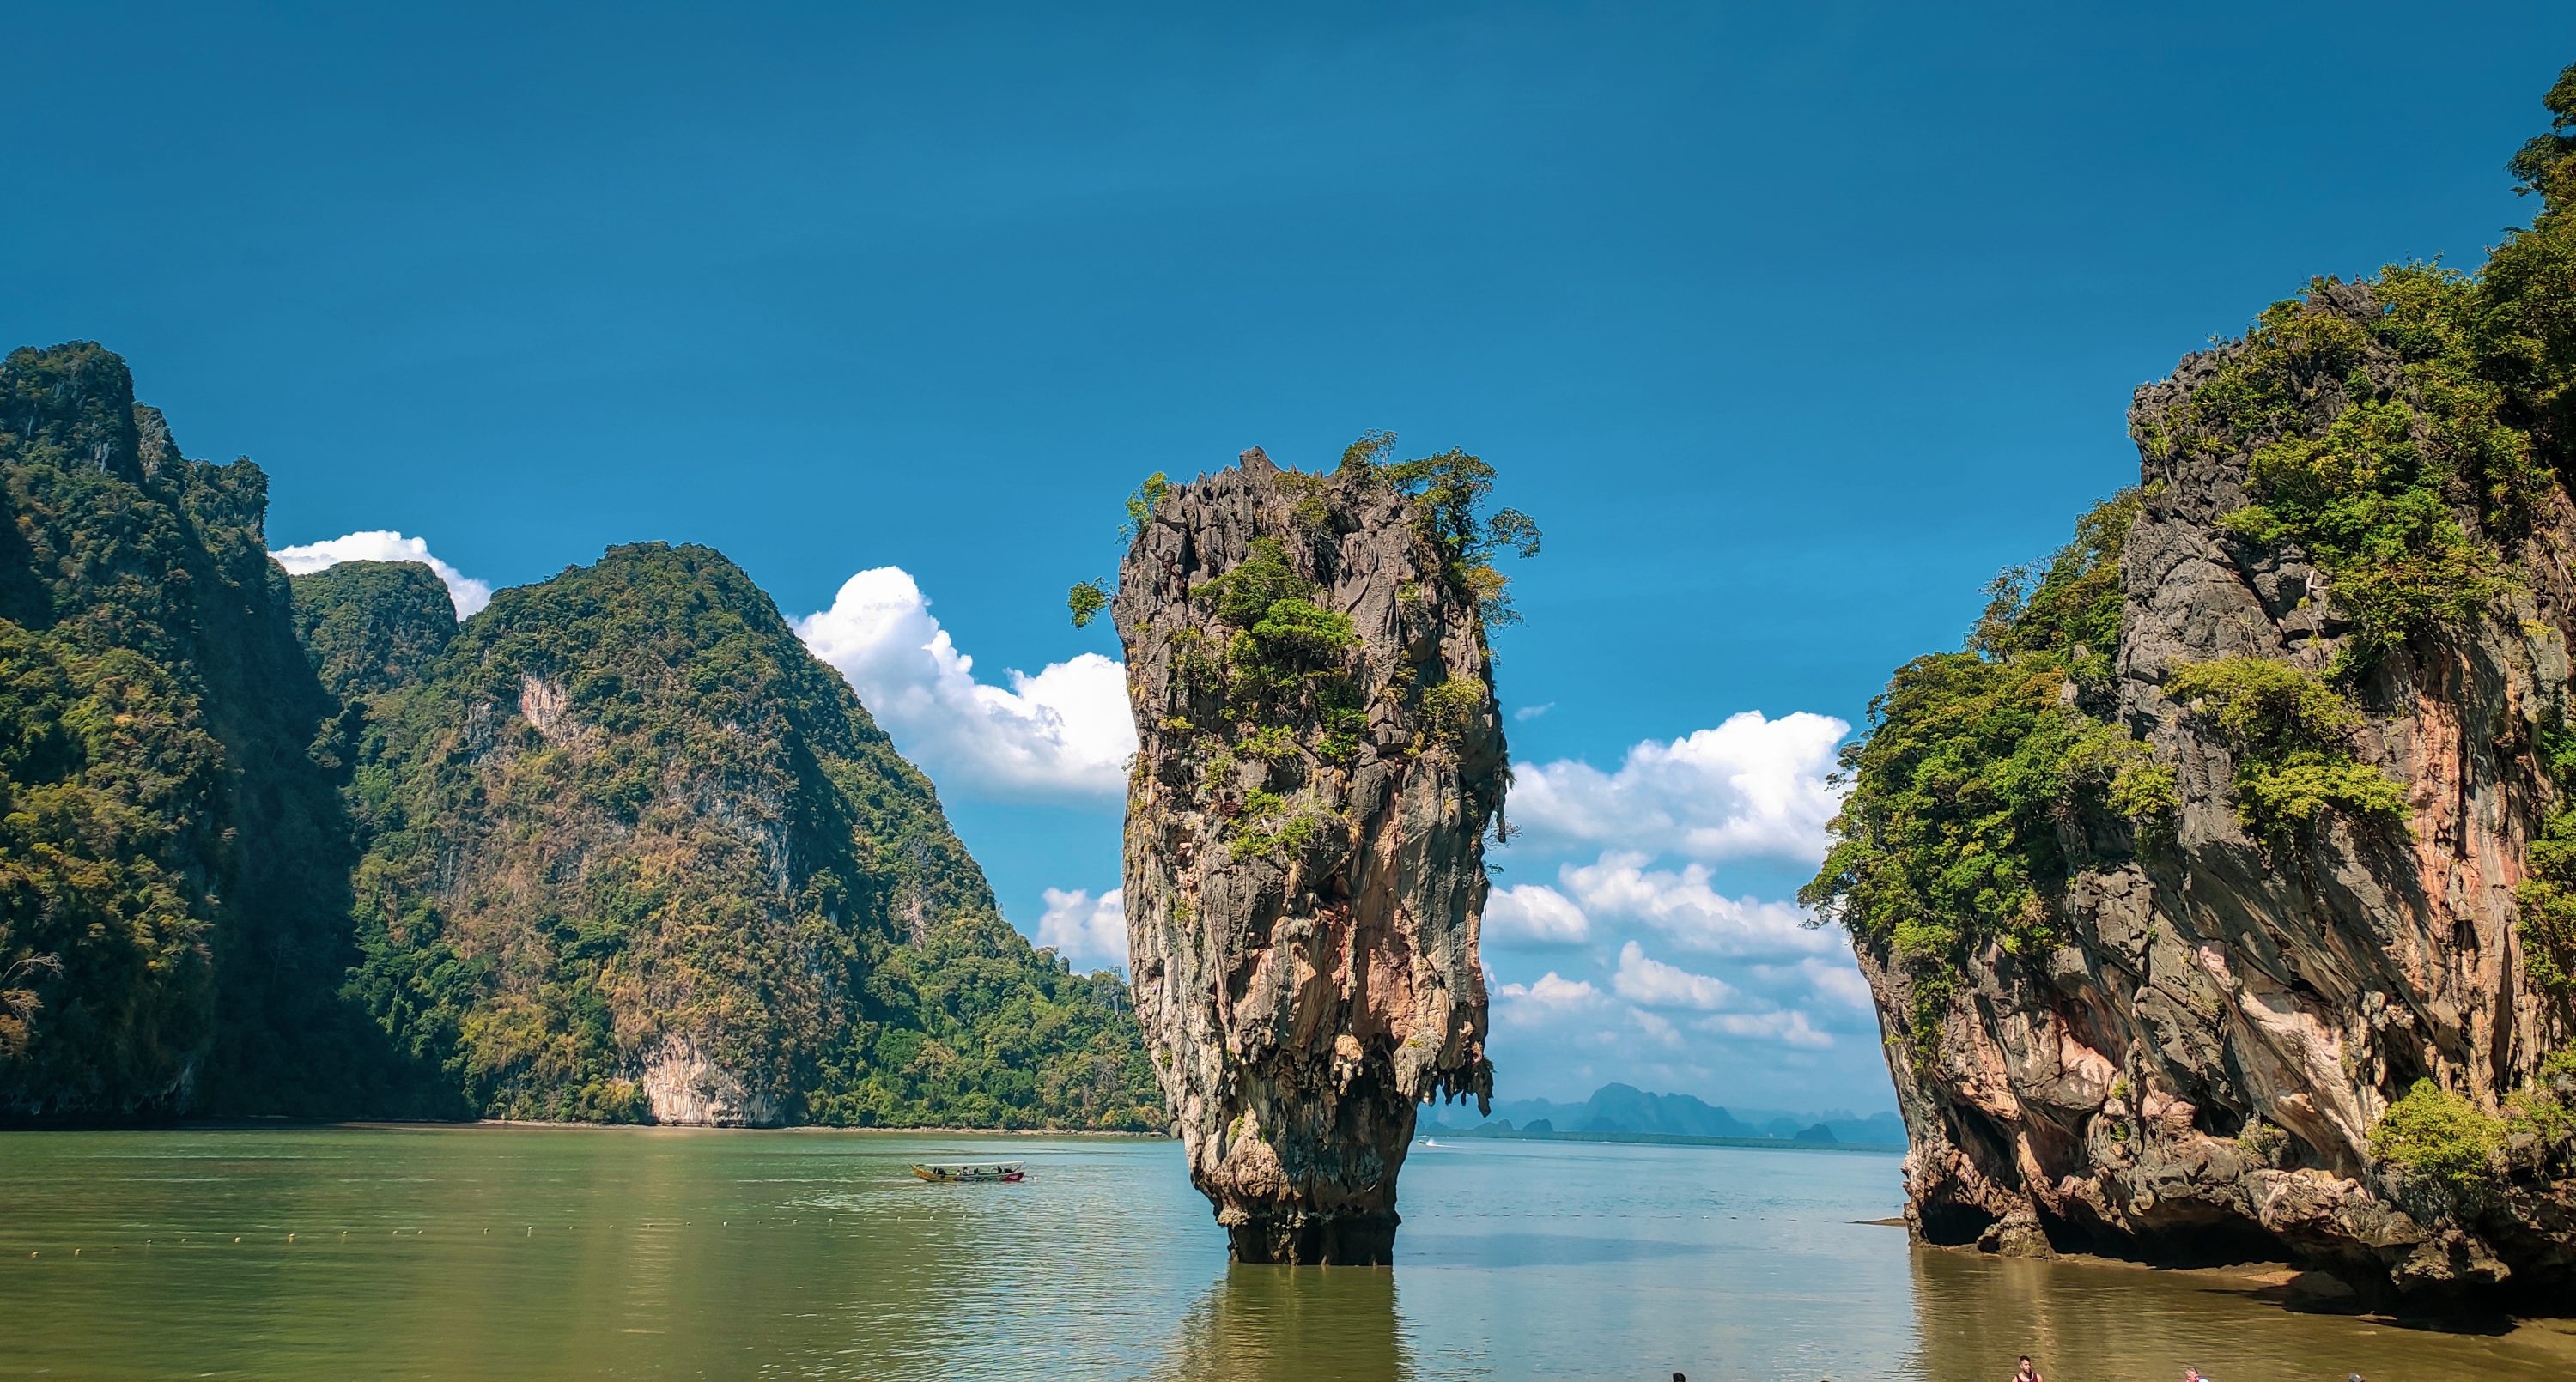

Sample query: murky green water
[3,1127,2572,1379]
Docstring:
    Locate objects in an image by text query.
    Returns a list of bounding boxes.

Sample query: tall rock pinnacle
[1112,445,1507,1264]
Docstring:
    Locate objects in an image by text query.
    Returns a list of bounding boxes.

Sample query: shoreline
[1914,1235,2576,1338]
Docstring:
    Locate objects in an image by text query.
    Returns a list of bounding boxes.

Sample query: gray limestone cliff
[1837,275,2576,1309]
[1114,447,1503,1264]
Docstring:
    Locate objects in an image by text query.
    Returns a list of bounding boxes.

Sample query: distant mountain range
[1423,1082,1906,1148]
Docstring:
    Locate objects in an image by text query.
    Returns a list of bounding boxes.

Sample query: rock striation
[1115,447,1502,1264]
[1819,67,2576,1306]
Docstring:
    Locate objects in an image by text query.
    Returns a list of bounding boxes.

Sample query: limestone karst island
[8,9,2576,1380]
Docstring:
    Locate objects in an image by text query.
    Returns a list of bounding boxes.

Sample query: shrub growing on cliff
[2162,657,2409,840]
[1420,676,1487,749]
[1804,494,2169,1058]
[2506,1047,2576,1156]
[2370,1079,2505,1191]
[1067,579,1109,629]
[2515,808,2576,1001]
[1364,440,1541,627]
[1971,488,2141,675]
[2152,283,2523,675]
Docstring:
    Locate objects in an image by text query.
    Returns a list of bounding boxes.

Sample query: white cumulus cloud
[795,567,1134,798]
[1484,882,1590,947]
[1493,972,1604,1025]
[270,530,493,618]
[1558,851,1838,960]
[1798,958,1877,1012]
[1698,1009,1834,1049]
[1036,886,1127,973]
[1611,941,1741,1011]
[1508,710,1848,862]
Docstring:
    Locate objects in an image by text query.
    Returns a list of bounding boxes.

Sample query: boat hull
[910,1162,1027,1183]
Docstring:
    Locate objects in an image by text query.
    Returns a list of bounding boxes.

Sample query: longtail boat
[910,1161,1026,1183]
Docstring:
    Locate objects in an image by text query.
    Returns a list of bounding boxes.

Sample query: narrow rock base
[1225,1209,1400,1265]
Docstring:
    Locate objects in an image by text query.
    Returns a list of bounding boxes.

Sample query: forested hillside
[318,543,1159,1127]
[1,342,1162,1130]
[0,343,374,1120]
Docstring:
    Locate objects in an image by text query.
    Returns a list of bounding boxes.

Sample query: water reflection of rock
[1151,1265,1413,1381]
[1901,1243,2576,1381]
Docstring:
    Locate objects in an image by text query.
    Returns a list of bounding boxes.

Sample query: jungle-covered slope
[0,343,372,1121]
[0,342,1161,1130]
[318,542,1161,1127]
[1805,64,2576,1306]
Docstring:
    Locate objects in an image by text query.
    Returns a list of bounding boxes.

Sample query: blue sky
[9,3,2573,1111]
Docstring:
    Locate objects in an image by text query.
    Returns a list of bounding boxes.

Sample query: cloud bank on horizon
[270,532,1884,1106]
[1481,708,1876,1101]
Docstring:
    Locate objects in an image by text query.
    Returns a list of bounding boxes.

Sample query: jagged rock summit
[1115,446,1505,1264]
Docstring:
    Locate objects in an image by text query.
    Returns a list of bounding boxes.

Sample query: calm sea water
[3,1127,2573,1380]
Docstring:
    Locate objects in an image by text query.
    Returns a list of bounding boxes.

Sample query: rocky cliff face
[1115,447,1502,1264]
[1820,72,2576,1306]
[1857,318,2569,1297]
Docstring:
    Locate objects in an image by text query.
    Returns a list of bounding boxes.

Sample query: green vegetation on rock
[1802,494,2168,1057]
[2161,657,2409,839]
[1818,67,2576,1077]
[2370,1078,2505,1191]
[291,561,458,700]
[0,342,374,1121]
[2517,805,2576,1001]
[2138,68,2576,677]
[1350,433,1541,627]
